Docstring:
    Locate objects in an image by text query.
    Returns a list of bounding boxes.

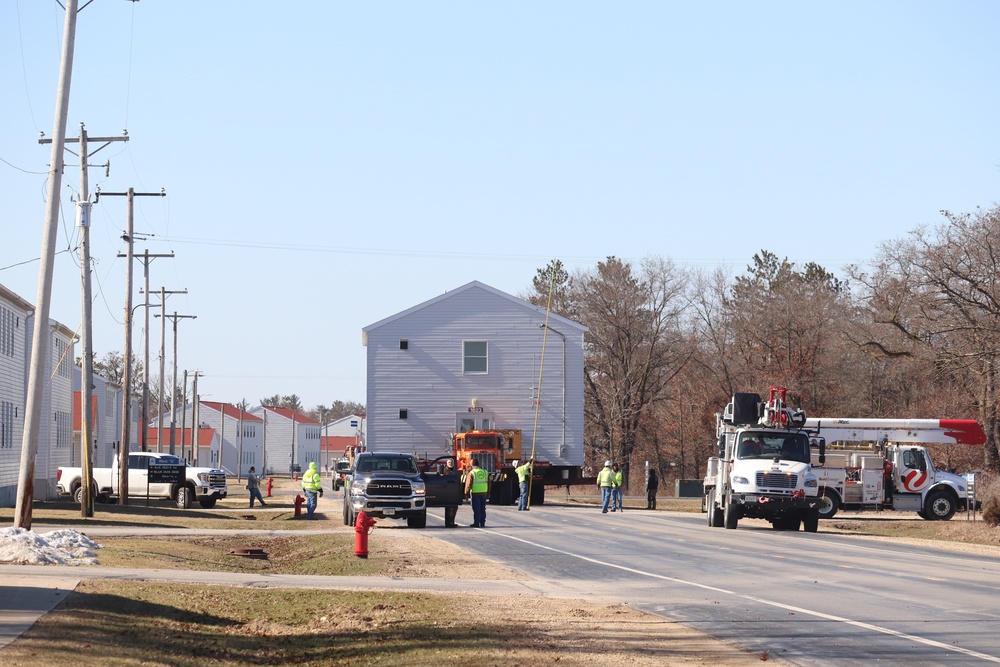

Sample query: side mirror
[717,435,726,457]
[817,437,826,466]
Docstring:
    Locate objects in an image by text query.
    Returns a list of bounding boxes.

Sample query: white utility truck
[804,418,986,520]
[57,451,228,509]
[704,387,826,532]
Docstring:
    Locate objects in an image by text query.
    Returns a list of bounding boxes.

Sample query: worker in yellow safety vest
[464,458,490,527]
[612,463,623,512]
[597,461,616,514]
[301,461,323,519]
[515,458,534,511]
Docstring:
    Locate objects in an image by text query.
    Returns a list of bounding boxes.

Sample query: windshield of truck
[737,433,811,464]
[460,435,499,449]
[357,455,418,474]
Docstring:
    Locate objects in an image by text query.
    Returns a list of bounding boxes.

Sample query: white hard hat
[512,460,519,467]
[604,460,612,467]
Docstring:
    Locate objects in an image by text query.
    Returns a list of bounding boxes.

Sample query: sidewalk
[0,575,79,650]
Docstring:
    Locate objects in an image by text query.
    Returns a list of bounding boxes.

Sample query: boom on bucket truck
[704,387,826,532]
[803,418,986,520]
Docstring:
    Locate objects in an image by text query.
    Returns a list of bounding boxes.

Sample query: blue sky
[2,1,998,411]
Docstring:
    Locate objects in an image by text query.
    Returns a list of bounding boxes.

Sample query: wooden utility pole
[98,187,166,504]
[135,252,174,453]
[157,312,196,455]
[180,369,188,460]
[147,286,187,452]
[15,0,79,530]
[41,124,130,517]
[191,371,202,465]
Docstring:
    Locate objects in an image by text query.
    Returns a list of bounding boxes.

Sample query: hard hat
[604,460,612,467]
[512,460,519,467]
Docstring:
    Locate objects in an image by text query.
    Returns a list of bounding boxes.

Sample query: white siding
[0,289,30,507]
[250,407,321,476]
[172,403,263,475]
[25,316,75,500]
[364,282,586,464]
[73,368,122,470]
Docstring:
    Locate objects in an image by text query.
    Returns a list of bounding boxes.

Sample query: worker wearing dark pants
[465,458,489,527]
[646,468,659,510]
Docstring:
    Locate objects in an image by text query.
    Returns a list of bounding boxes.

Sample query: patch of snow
[0,527,102,565]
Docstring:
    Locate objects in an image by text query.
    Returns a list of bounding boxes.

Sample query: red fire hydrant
[354,510,377,558]
[266,477,274,498]
[294,494,305,517]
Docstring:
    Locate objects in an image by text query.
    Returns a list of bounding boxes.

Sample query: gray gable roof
[362,280,587,339]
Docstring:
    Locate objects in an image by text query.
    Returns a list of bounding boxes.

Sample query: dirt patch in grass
[92,531,520,579]
[2,581,784,667]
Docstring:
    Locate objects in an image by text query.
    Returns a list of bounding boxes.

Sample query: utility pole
[16,0,79,530]
[191,370,202,465]
[40,124,129,517]
[180,369,188,461]
[144,286,186,451]
[156,312,196,455]
[131,251,174,452]
[98,186,166,505]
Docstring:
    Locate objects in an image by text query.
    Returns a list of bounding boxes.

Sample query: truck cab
[704,388,823,532]
[342,452,462,528]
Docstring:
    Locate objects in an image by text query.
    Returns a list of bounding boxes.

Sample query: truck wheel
[923,490,956,521]
[803,509,820,533]
[816,489,839,520]
[706,490,723,527]
[73,485,83,504]
[407,510,427,528]
[199,498,217,509]
[530,483,545,506]
[723,495,740,529]
[445,505,458,527]
[175,486,193,509]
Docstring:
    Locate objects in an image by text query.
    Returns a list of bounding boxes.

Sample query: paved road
[425,503,1000,667]
[5,502,1000,666]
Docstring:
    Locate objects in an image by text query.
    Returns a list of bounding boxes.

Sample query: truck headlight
[412,480,426,496]
[804,478,817,488]
[731,475,750,485]
[352,477,369,495]
[196,473,209,484]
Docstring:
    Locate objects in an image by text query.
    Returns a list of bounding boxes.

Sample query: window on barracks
[463,340,488,374]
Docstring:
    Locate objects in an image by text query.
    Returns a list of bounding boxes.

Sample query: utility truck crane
[805,417,986,520]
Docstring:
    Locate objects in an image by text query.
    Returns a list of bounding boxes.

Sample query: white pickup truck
[57,452,228,509]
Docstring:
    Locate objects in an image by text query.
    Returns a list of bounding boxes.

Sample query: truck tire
[817,488,839,520]
[407,510,427,528]
[199,498,218,509]
[706,490,724,527]
[923,490,957,521]
[445,505,458,528]
[723,495,740,529]
[803,508,820,533]
[73,480,98,505]
[175,485,193,509]
[344,499,356,527]
[530,483,545,506]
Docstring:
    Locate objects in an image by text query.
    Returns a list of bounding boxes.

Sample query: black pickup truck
[342,452,463,528]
